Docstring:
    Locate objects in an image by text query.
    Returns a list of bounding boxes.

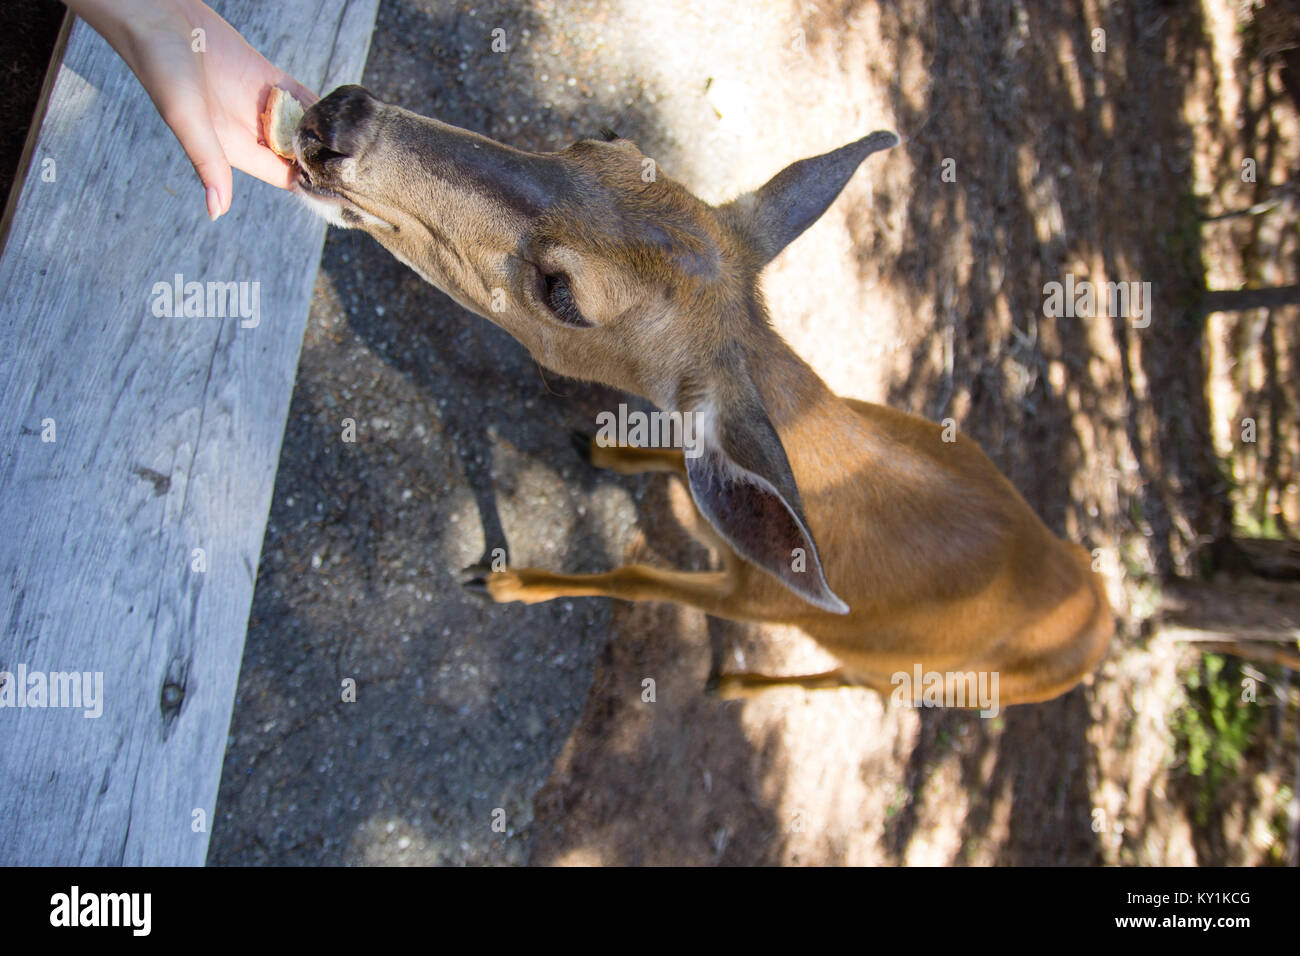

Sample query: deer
[290,84,1114,708]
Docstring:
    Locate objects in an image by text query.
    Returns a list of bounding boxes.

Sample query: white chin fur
[294,187,395,231]
[295,188,351,227]
[293,188,441,294]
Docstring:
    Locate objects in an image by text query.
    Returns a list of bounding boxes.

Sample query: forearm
[63,1,186,58]
[63,0,199,96]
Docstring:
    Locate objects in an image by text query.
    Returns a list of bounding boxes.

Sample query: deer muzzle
[295,85,570,224]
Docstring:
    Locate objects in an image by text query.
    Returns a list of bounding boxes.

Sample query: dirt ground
[198,0,1300,865]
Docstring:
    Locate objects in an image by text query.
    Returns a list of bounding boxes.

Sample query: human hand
[65,0,317,219]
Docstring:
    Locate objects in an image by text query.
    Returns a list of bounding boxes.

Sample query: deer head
[294,84,897,615]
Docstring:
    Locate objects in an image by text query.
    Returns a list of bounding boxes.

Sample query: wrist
[63,0,192,69]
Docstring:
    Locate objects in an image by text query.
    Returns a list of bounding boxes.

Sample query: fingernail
[206,186,222,221]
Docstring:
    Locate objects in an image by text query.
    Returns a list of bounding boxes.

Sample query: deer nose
[297,84,378,166]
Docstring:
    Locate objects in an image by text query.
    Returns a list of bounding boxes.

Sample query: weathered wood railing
[0,0,379,865]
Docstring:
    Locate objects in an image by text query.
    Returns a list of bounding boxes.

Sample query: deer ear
[725,130,898,265]
[684,390,850,615]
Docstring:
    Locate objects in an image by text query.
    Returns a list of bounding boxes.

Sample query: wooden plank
[0,0,379,865]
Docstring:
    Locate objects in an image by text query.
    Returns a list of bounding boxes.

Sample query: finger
[226,138,300,191]
[159,95,233,220]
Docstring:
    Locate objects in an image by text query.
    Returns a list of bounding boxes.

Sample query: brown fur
[294,85,1113,708]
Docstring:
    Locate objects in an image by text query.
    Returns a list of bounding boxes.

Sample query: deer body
[581,338,1112,704]
[729,348,1110,704]
[292,85,1113,707]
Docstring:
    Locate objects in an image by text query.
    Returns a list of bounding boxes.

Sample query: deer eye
[542,272,591,327]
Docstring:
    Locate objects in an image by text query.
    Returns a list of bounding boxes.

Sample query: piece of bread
[261,87,305,161]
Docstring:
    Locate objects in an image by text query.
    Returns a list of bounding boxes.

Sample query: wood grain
[0,0,379,865]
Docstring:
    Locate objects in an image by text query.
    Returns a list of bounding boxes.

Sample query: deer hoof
[705,674,749,701]
[458,563,495,600]
[457,564,528,603]
[569,429,594,464]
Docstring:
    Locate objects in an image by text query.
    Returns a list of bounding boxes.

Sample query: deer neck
[743,325,868,496]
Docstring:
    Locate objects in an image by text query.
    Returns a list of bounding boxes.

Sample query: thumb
[159,95,234,221]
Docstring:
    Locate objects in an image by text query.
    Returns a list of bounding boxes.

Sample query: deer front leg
[571,432,732,555]
[461,560,860,698]
[459,435,733,612]
[707,669,858,699]
[459,565,853,698]
[572,430,688,478]
[461,564,735,615]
